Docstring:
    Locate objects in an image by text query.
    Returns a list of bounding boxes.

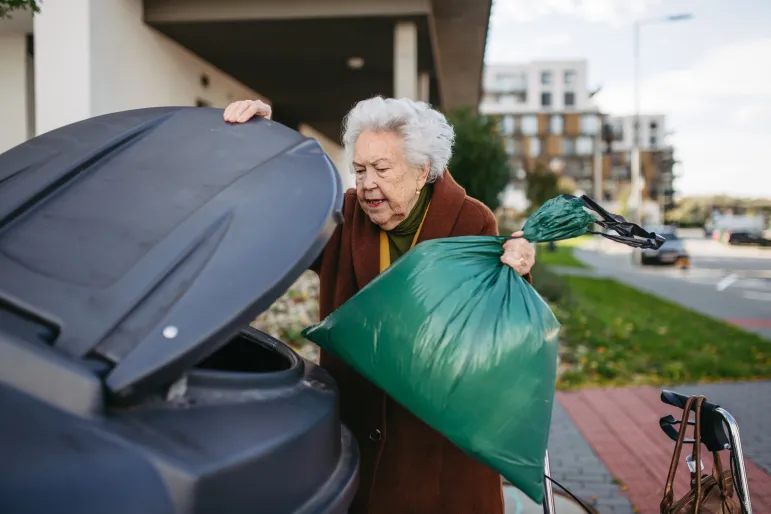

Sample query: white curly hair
[341,96,455,183]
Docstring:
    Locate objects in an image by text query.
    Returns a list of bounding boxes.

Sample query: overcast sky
[485,0,771,199]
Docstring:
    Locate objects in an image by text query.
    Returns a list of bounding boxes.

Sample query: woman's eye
[376,168,389,173]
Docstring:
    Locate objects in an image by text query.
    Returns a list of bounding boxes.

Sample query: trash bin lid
[0,107,343,403]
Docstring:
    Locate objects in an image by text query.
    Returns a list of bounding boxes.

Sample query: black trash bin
[0,107,359,514]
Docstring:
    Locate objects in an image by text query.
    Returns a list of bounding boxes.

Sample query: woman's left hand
[501,231,535,276]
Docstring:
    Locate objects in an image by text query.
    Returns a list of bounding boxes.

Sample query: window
[564,70,577,87]
[495,71,527,91]
[650,121,658,130]
[498,92,527,104]
[576,136,594,155]
[650,136,658,147]
[540,70,553,85]
[504,138,517,156]
[611,122,624,141]
[563,160,580,177]
[541,92,552,108]
[561,137,575,156]
[501,115,515,135]
[564,92,575,108]
[520,115,538,136]
[528,137,541,157]
[550,115,563,135]
[580,114,599,135]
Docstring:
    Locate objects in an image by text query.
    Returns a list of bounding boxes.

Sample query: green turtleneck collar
[385,184,433,263]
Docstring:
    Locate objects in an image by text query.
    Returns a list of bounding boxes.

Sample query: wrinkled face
[353,130,429,231]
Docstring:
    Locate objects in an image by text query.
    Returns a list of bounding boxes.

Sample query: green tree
[524,161,562,214]
[0,0,40,18]
[446,107,510,211]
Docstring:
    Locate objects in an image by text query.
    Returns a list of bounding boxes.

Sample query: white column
[418,71,430,103]
[33,0,93,136]
[0,35,30,153]
[393,21,418,99]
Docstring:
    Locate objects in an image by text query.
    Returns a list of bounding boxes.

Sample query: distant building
[603,115,677,218]
[605,114,667,152]
[480,61,604,206]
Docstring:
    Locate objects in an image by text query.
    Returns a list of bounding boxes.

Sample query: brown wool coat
[311,172,532,514]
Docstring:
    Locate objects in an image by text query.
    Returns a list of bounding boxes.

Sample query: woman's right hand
[223,99,272,123]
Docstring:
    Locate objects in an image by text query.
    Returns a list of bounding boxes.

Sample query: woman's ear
[416,163,431,189]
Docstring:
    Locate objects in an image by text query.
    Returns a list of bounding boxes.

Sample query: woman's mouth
[366,199,385,208]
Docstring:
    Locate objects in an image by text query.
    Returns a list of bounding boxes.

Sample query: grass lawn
[554,275,771,390]
[536,242,589,269]
[556,234,593,248]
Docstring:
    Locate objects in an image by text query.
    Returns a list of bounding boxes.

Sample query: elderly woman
[224,97,536,514]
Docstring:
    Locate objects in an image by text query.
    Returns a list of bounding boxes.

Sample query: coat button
[369,429,382,442]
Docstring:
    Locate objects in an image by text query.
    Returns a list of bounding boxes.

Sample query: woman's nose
[361,169,378,189]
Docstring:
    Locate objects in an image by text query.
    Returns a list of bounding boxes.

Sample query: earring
[415,188,421,196]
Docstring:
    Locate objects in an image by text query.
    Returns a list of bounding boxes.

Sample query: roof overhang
[144,0,491,141]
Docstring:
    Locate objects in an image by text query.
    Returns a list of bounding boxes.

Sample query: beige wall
[0,35,30,153]
[33,0,268,136]
[299,123,354,191]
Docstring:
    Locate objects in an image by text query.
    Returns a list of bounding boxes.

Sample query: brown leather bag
[660,395,740,513]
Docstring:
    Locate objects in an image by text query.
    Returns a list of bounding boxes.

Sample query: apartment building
[606,114,668,152]
[603,115,676,214]
[480,61,605,201]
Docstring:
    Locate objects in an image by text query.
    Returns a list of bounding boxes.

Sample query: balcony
[480,92,528,114]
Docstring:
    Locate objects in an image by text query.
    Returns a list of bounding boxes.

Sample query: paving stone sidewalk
[557,382,771,513]
[504,401,635,514]
[547,402,635,514]
[509,383,771,513]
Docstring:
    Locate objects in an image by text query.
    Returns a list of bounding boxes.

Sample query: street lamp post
[631,13,693,226]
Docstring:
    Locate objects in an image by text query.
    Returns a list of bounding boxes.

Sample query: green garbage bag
[302,194,663,503]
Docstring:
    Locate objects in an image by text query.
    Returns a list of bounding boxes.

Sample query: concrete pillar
[419,71,430,103]
[393,21,418,99]
[33,0,93,136]
[0,34,30,153]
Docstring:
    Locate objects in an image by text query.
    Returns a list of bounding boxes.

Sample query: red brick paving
[557,387,771,514]
[726,318,771,328]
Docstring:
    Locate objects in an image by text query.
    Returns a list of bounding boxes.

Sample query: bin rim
[0,106,343,404]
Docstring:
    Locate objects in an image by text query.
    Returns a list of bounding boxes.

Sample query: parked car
[0,107,359,514]
[635,226,691,267]
[727,231,771,247]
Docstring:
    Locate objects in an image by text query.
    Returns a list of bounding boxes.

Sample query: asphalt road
[573,234,771,340]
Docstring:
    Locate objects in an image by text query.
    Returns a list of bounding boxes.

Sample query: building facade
[0,0,493,193]
[603,114,677,217]
[480,61,604,209]
[480,62,677,220]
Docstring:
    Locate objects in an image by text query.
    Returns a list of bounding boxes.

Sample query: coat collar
[351,171,467,289]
